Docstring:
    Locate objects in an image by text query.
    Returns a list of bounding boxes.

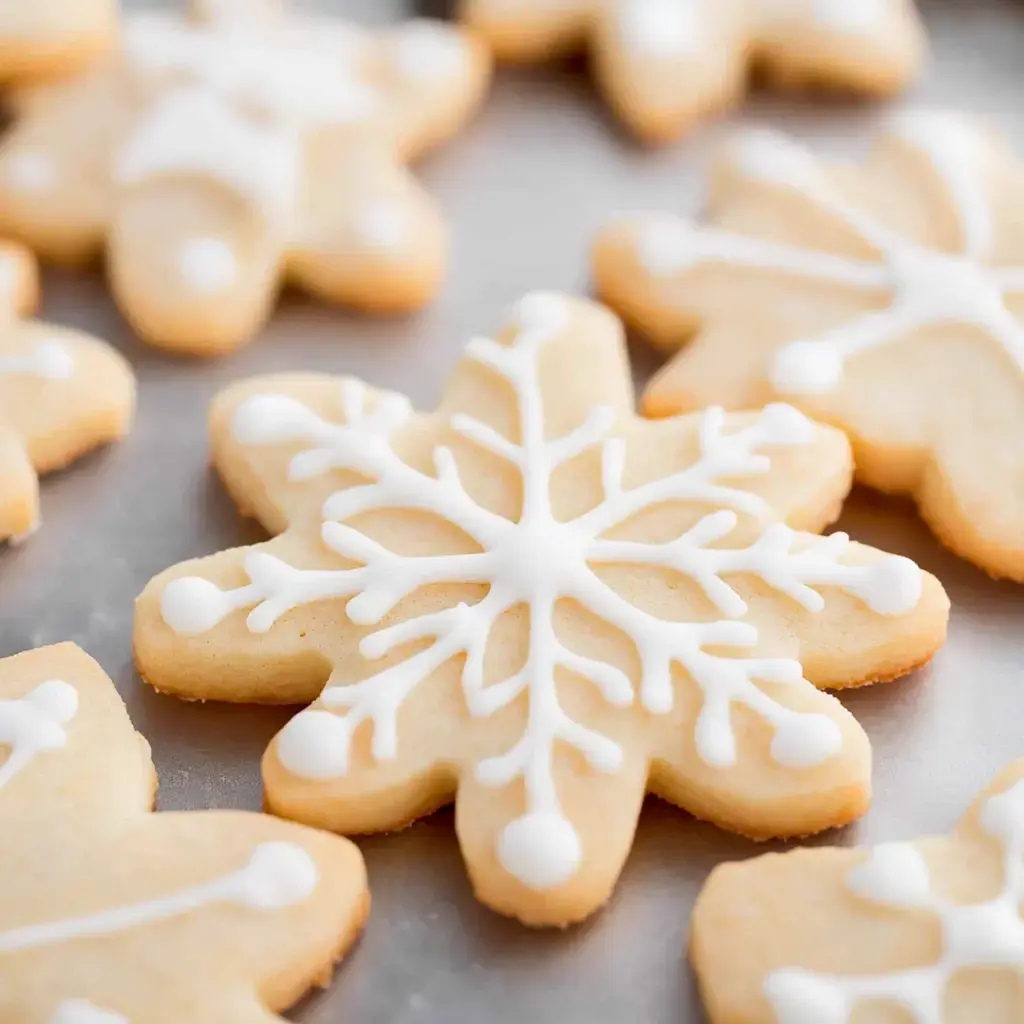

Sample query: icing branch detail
[635,112,1024,392]
[161,291,922,891]
[766,778,1024,1024]
[0,681,78,794]
[0,841,317,954]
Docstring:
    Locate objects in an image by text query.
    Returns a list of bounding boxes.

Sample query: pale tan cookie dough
[134,293,947,928]
[0,0,492,356]
[0,0,115,86]
[0,240,133,543]
[0,642,369,1022]
[460,0,924,142]
[693,759,1024,1024]
[595,110,1024,581]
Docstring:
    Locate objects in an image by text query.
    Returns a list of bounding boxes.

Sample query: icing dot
[770,713,842,768]
[352,201,408,251]
[5,151,56,191]
[617,0,702,57]
[979,782,1024,841]
[22,341,75,381]
[759,402,814,444]
[517,291,570,332]
[277,709,352,779]
[636,217,700,275]
[847,842,932,907]
[496,812,582,890]
[391,20,467,81]
[855,556,922,616]
[236,842,319,909]
[230,393,315,445]
[160,577,233,635]
[178,237,238,293]
[812,0,889,33]
[765,968,850,1024]
[770,341,845,394]
[26,680,78,724]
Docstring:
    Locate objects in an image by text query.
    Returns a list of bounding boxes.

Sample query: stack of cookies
[1,1,1022,1021]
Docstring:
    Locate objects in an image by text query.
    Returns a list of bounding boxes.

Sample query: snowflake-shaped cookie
[0,0,491,356]
[0,240,133,543]
[694,759,1024,1024]
[0,641,367,1021]
[595,110,1024,580]
[0,0,115,86]
[134,293,947,927]
[459,0,923,141]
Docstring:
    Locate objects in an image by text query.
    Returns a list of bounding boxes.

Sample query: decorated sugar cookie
[0,0,491,356]
[0,240,133,543]
[595,111,1024,580]
[134,293,947,927]
[459,0,923,142]
[693,759,1024,1023]
[0,0,115,86]
[0,642,368,1021]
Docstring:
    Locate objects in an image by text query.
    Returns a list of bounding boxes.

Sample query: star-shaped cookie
[595,110,1024,579]
[0,239,133,543]
[0,0,115,86]
[694,759,1024,1023]
[134,293,947,927]
[459,0,924,141]
[0,641,368,1021]
[0,0,491,355]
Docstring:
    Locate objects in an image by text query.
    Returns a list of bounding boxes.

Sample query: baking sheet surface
[2,1,1023,1020]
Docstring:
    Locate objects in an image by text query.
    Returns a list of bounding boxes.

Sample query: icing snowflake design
[161,293,922,890]
[633,112,1024,395]
[766,777,1024,1024]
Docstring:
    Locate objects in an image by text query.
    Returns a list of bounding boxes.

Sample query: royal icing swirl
[161,292,923,891]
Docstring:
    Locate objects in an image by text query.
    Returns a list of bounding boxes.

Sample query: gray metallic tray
[2,0,1023,1020]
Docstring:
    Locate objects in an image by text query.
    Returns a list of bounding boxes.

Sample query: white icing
[352,201,409,251]
[391,20,468,82]
[116,88,299,217]
[809,0,890,33]
[617,0,703,57]
[5,151,56,192]
[124,15,378,125]
[163,292,924,890]
[117,9,379,216]
[766,778,1024,1024]
[178,236,238,293]
[0,841,317,953]
[0,341,75,381]
[0,680,78,795]
[635,113,1024,394]
[51,1001,127,1024]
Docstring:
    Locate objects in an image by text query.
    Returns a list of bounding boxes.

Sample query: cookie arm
[376,21,492,162]
[457,0,593,63]
[288,131,446,314]
[590,4,748,143]
[107,179,285,356]
[753,0,925,99]
[0,66,133,265]
[0,0,115,84]
[0,429,38,541]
